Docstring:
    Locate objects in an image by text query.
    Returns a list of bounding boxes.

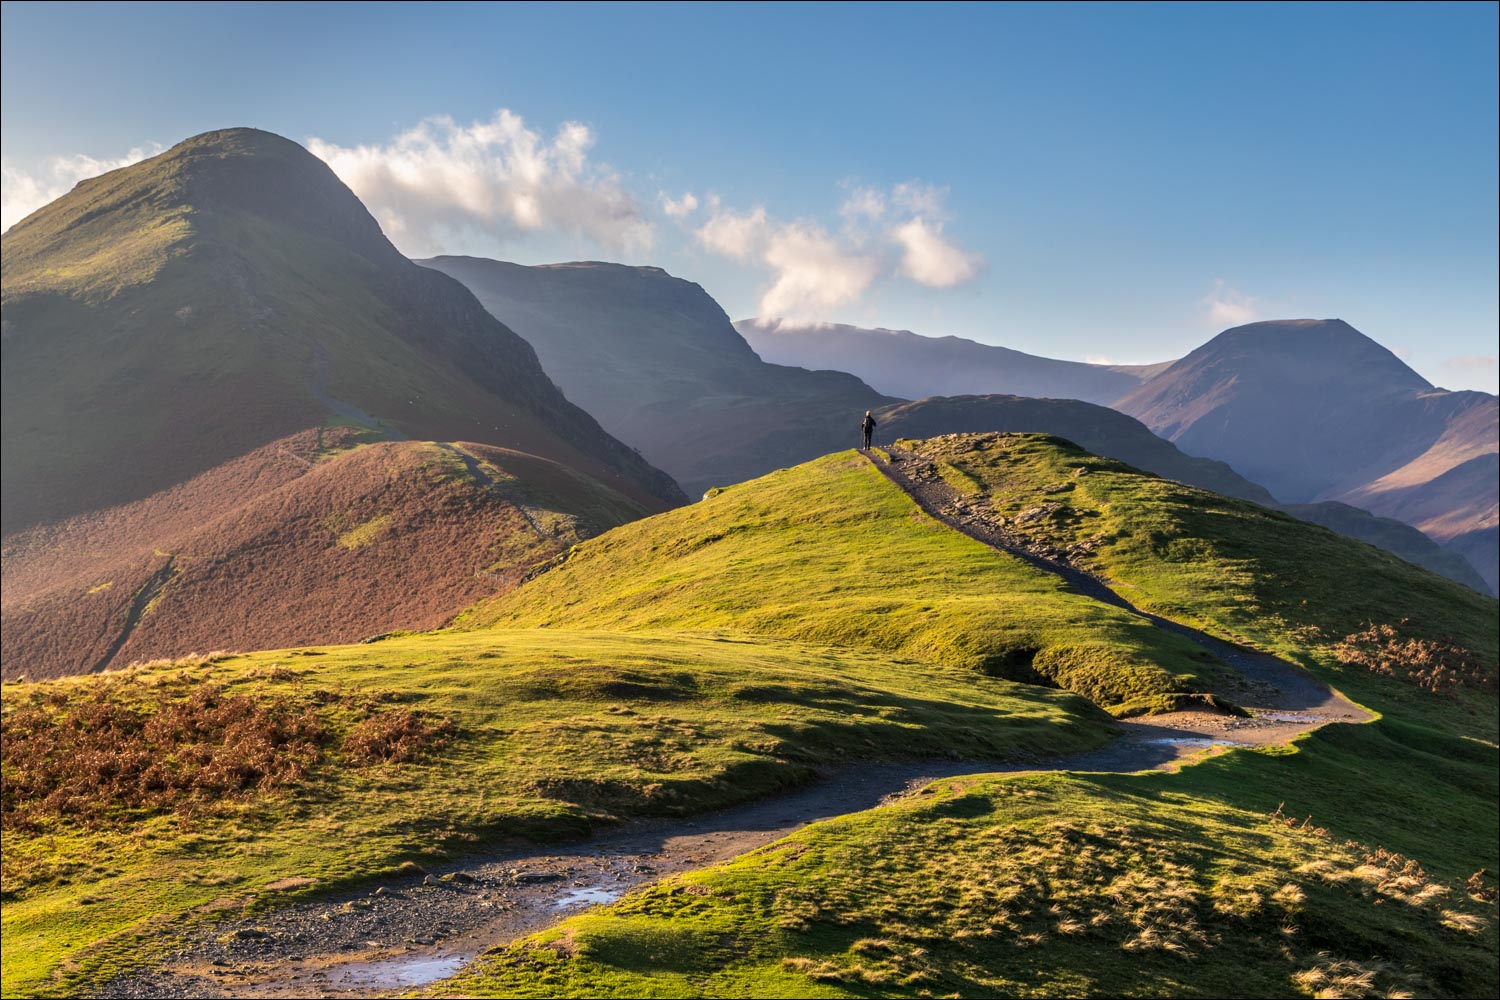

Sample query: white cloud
[692,181,980,321]
[893,217,980,287]
[2,144,163,232]
[660,191,699,219]
[1204,279,1257,327]
[840,186,886,222]
[306,110,652,257]
[760,223,880,320]
[694,209,875,321]
[694,206,769,262]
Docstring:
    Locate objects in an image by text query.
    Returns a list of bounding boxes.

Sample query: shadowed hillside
[738,318,1170,404]
[420,256,894,498]
[0,128,684,535]
[1,429,646,680]
[1116,319,1497,590]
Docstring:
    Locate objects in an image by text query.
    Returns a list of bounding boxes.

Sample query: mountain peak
[1185,319,1431,391]
[4,126,396,300]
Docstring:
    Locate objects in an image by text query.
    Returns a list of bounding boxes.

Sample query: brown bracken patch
[1331,620,1493,696]
[0,680,454,832]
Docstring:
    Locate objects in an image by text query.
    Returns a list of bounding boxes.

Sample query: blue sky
[3,1,1497,391]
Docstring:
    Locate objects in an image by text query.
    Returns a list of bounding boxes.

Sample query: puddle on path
[323,953,467,990]
[1146,736,1249,748]
[1252,711,1327,723]
[549,885,626,910]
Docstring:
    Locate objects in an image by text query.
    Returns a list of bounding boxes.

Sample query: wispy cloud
[1204,279,1257,327]
[1,144,163,232]
[659,191,699,219]
[688,182,982,322]
[1440,353,1499,373]
[307,110,653,258]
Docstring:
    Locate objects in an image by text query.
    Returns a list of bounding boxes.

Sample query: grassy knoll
[902,434,1498,735]
[0,631,1109,996]
[466,451,1237,712]
[431,436,1497,998]
[439,739,1496,999]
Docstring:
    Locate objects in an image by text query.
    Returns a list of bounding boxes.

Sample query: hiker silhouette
[861,410,877,450]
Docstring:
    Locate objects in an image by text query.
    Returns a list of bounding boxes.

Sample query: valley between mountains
[2,128,1496,1000]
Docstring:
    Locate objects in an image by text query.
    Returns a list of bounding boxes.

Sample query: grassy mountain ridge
[900,435,1497,687]
[465,450,1237,713]
[874,398,1489,591]
[1,429,648,680]
[1,128,683,535]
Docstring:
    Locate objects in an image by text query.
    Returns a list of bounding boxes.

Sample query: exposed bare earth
[97,444,1370,999]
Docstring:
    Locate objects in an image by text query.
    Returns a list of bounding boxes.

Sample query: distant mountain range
[733,315,1496,592]
[3,126,1490,685]
[420,256,894,498]
[432,261,1488,592]
[737,319,1171,405]
[1115,319,1497,592]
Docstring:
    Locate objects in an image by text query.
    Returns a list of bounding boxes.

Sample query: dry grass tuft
[342,709,456,765]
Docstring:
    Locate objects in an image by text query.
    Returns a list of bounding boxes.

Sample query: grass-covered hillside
[467,450,1238,713]
[432,437,1498,999]
[1,430,648,680]
[4,435,1495,998]
[0,128,682,533]
[0,633,1109,996]
[895,433,1496,734]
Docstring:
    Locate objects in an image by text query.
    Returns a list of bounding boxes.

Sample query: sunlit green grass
[468,451,1234,711]
[434,436,1498,998]
[440,733,1496,999]
[0,630,1110,996]
[903,433,1499,735]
